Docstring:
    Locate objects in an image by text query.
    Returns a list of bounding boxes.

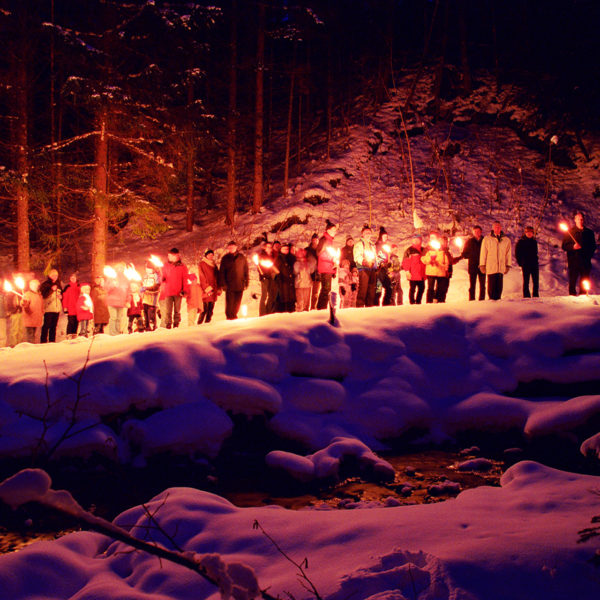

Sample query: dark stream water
[1,429,598,554]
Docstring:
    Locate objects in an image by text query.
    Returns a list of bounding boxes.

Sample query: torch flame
[3,280,13,293]
[240,304,248,317]
[83,293,93,312]
[14,276,25,290]
[582,279,591,293]
[454,237,464,249]
[430,239,441,251]
[149,254,164,268]
[103,265,117,279]
[365,250,375,261]
[383,244,391,254]
[124,263,142,282]
[559,222,569,233]
[260,259,274,269]
[252,254,259,265]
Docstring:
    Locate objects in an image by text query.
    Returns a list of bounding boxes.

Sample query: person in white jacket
[479,221,511,300]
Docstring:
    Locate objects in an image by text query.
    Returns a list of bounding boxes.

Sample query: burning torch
[3,279,24,298]
[103,265,117,280]
[148,255,164,269]
[559,222,578,244]
[453,237,464,250]
[582,279,591,296]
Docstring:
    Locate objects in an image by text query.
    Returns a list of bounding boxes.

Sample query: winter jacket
[354,237,377,270]
[76,294,94,322]
[161,259,190,298]
[480,232,512,275]
[126,292,143,317]
[375,240,391,268]
[515,236,539,268]
[141,271,161,306]
[294,256,316,288]
[22,290,43,328]
[562,226,596,270]
[91,284,110,324]
[276,253,296,304]
[421,248,450,277]
[461,236,483,273]
[340,243,357,270]
[219,252,249,292]
[316,232,337,275]
[402,245,426,281]
[106,273,129,308]
[62,282,80,316]
[40,277,63,313]
[198,259,219,302]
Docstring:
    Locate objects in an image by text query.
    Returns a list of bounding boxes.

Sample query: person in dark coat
[255,241,278,316]
[161,248,189,328]
[461,226,485,301]
[275,243,296,312]
[305,233,320,310]
[515,226,539,298]
[561,212,597,296]
[375,226,393,306]
[340,236,357,271]
[315,220,339,310]
[219,241,249,320]
[91,275,109,334]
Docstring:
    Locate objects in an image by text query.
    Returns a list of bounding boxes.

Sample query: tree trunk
[225,0,238,226]
[91,109,109,280]
[326,31,333,160]
[251,1,265,214]
[15,47,30,272]
[432,0,449,118]
[458,0,472,95]
[185,77,195,232]
[284,45,296,197]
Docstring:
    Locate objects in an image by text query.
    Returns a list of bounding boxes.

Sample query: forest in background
[1,0,599,276]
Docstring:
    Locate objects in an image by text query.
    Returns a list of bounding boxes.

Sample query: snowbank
[1,298,600,464]
[0,461,598,599]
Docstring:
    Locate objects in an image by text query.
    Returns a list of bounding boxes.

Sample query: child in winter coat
[76,284,94,337]
[141,263,160,331]
[127,281,144,333]
[186,273,202,326]
[338,259,354,309]
[402,235,427,304]
[22,279,43,343]
[62,273,80,339]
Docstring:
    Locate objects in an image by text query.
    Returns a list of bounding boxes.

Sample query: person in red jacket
[76,283,94,337]
[106,263,129,335]
[198,249,219,324]
[62,273,80,339]
[161,247,189,328]
[316,220,339,309]
[402,234,427,304]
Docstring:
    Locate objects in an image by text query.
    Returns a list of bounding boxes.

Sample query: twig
[253,519,323,600]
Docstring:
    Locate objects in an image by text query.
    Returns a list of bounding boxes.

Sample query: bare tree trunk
[458,0,472,95]
[490,0,500,91]
[251,1,265,214]
[297,93,302,176]
[185,77,195,232]
[15,48,30,271]
[91,109,109,280]
[225,0,238,226]
[284,45,296,197]
[432,0,449,118]
[326,32,333,160]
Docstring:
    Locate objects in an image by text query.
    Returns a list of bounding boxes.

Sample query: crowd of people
[0,212,596,348]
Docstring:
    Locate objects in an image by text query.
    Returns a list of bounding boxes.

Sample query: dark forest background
[1,0,598,276]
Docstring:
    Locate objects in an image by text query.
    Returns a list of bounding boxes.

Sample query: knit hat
[379,226,387,235]
[205,248,214,256]
[361,224,371,233]
[346,236,354,243]
[311,233,319,240]
[169,247,179,254]
[227,240,237,246]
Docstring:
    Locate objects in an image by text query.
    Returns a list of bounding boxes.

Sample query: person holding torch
[560,212,596,296]
[255,241,278,316]
[316,220,339,310]
[40,268,63,343]
[219,240,249,320]
[354,224,378,307]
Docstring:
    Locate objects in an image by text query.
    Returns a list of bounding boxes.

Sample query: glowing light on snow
[103,266,117,279]
[240,304,248,318]
[149,255,163,268]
